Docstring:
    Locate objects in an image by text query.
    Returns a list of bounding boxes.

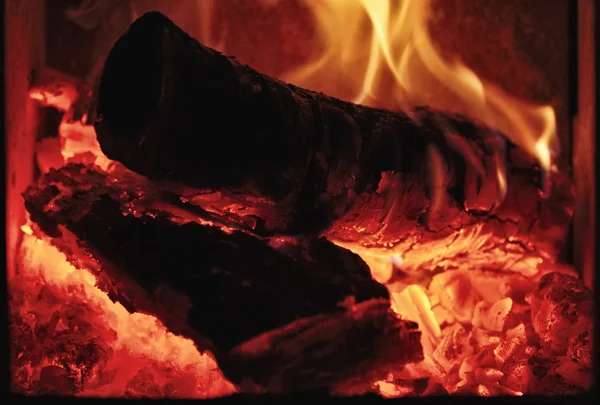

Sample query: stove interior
[6,0,594,398]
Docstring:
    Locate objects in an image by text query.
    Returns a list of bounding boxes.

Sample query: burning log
[23,163,423,393]
[94,12,573,275]
[221,298,421,393]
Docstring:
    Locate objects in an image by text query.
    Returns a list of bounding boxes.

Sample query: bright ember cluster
[10,232,236,397]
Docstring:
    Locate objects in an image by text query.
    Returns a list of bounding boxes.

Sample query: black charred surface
[23,164,388,352]
[220,298,422,393]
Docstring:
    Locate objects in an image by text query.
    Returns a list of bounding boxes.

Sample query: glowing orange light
[17,231,237,398]
[286,0,557,172]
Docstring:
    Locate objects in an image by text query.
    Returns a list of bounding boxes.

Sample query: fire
[285,0,558,173]
[13,0,590,397]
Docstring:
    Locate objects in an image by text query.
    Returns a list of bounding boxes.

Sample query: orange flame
[285,0,558,171]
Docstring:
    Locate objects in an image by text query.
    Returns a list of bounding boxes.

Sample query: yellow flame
[286,0,557,171]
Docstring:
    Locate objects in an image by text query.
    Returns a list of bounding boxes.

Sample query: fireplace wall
[574,0,596,290]
[5,0,45,279]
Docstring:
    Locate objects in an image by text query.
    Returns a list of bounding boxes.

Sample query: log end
[96,12,165,142]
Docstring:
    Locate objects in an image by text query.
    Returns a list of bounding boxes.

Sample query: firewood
[220,298,422,393]
[22,164,388,350]
[23,163,422,393]
[94,12,573,274]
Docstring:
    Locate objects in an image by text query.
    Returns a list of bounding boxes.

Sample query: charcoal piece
[220,298,422,393]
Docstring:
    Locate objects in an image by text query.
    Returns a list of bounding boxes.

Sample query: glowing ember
[10,230,236,397]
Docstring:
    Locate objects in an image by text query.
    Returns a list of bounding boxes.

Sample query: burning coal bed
[11,11,592,398]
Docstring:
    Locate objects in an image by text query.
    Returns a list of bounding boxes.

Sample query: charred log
[23,164,423,392]
[221,298,421,393]
[94,12,573,272]
[22,164,388,350]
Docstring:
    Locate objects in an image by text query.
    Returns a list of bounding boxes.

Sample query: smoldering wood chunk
[23,164,388,351]
[220,298,422,393]
[23,164,423,392]
[94,12,573,274]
